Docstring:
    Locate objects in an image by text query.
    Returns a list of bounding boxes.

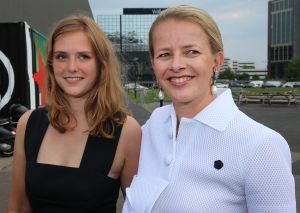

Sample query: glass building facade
[97,8,165,83]
[268,0,300,78]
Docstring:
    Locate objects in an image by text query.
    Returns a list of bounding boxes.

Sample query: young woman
[7,15,141,212]
[122,5,296,213]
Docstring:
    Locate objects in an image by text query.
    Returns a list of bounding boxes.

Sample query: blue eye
[79,53,92,61]
[79,54,89,60]
[186,50,199,55]
[54,53,67,61]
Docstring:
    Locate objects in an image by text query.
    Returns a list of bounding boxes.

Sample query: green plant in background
[286,54,300,81]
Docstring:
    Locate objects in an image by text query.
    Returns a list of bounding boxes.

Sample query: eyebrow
[155,44,199,51]
[53,51,94,54]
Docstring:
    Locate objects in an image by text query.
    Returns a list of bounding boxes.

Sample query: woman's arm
[245,133,296,212]
[118,116,141,196]
[7,110,32,213]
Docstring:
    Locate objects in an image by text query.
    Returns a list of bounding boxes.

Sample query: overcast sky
[88,0,269,69]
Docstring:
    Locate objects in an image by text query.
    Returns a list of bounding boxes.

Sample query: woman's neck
[174,94,214,120]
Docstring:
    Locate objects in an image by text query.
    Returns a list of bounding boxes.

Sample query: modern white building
[220,58,268,79]
[236,69,268,79]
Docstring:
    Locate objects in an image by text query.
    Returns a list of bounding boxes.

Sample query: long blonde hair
[45,15,129,138]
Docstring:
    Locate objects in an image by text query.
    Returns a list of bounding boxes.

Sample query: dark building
[0,0,92,36]
[268,0,300,78]
[97,8,166,83]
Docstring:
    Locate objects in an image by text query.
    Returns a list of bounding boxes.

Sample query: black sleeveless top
[24,108,123,213]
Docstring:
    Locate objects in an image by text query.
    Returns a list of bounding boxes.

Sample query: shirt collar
[193,88,238,131]
[168,88,238,131]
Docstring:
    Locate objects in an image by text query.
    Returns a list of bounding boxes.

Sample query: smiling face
[151,18,223,115]
[52,30,98,100]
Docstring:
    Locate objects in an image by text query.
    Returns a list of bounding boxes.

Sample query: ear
[151,58,155,72]
[214,51,224,71]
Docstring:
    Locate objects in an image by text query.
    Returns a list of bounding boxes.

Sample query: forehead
[53,30,93,50]
[152,18,209,46]
[155,18,206,34]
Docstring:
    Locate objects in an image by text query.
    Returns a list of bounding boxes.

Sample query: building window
[277,13,281,44]
[97,9,165,82]
[287,11,291,43]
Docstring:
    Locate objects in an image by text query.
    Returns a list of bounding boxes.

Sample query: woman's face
[151,18,223,109]
[52,30,98,100]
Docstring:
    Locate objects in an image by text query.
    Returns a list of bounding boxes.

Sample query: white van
[249,80,263,88]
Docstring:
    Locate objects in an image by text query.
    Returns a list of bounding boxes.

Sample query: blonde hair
[149,5,223,60]
[45,15,129,138]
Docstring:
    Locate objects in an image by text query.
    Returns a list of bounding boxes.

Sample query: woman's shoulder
[118,115,141,157]
[121,115,142,139]
[18,107,48,131]
[234,111,289,156]
[18,109,34,128]
[236,111,281,137]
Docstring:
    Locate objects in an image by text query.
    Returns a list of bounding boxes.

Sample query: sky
[88,0,269,69]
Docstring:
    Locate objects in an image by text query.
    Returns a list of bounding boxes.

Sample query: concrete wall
[0,0,92,36]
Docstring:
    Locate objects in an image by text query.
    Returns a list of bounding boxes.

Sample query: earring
[211,69,217,96]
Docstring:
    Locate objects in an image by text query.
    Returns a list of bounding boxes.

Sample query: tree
[286,55,300,81]
[107,31,143,44]
[218,68,235,80]
[236,73,250,80]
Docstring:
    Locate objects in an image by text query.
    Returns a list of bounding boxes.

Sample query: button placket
[167,114,178,181]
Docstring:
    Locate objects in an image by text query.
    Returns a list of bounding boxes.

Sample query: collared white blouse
[123,89,296,213]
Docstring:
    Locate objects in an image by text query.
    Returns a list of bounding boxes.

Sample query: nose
[169,54,186,72]
[67,56,78,73]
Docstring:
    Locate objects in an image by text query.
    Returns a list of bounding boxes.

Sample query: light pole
[133,57,138,98]
[158,88,164,107]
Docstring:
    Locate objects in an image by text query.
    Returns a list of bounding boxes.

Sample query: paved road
[0,101,299,212]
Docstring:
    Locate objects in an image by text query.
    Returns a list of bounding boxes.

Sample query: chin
[172,96,192,104]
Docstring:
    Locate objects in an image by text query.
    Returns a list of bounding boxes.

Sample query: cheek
[53,62,65,74]
[152,63,166,79]
[89,66,99,85]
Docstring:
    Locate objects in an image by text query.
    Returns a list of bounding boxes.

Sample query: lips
[64,76,84,83]
[168,76,193,85]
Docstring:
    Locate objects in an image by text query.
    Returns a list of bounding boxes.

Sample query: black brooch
[214,160,223,170]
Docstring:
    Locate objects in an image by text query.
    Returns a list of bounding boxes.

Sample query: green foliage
[286,55,300,81]
[251,75,260,80]
[218,69,235,80]
[237,73,250,80]
[107,31,143,44]
[241,65,255,69]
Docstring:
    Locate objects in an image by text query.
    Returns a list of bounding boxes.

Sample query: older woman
[122,5,296,213]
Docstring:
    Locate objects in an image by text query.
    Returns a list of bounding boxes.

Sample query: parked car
[262,80,282,88]
[216,82,229,88]
[229,81,244,88]
[282,82,295,88]
[242,82,255,88]
[249,80,263,88]
[294,82,300,87]
[282,82,300,88]
[124,83,148,90]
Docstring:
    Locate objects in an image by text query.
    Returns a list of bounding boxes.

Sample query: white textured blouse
[122,89,296,213]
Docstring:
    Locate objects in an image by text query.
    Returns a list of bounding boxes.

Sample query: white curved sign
[0,50,15,110]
